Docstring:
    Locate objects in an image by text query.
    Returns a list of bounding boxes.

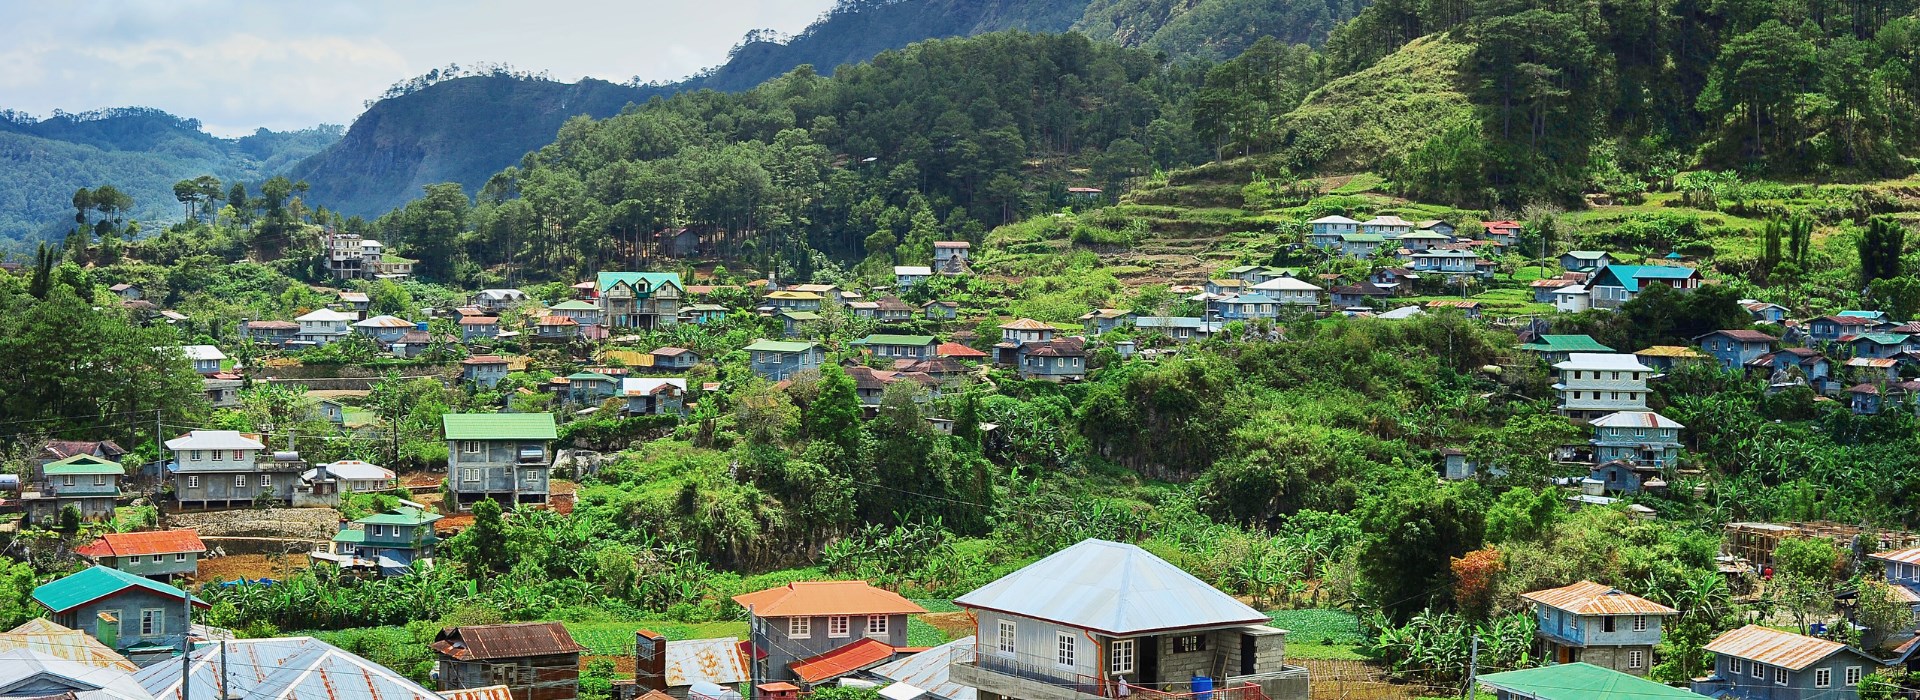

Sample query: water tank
[416,322,430,331]
[0,474,18,492]
[1191,676,1214,700]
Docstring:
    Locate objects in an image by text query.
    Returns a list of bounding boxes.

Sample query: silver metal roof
[0,648,153,700]
[133,637,441,700]
[953,539,1270,636]
[870,636,975,700]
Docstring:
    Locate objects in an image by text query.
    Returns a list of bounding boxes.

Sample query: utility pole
[219,640,228,700]
[1461,634,1480,699]
[180,594,193,700]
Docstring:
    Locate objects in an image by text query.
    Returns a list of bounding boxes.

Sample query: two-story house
[432,622,586,700]
[651,347,701,370]
[1250,277,1323,307]
[1809,315,1884,343]
[934,242,971,274]
[1215,294,1281,321]
[1361,215,1414,237]
[474,289,530,313]
[32,566,208,667]
[596,272,683,329]
[1396,230,1454,253]
[766,291,824,312]
[1517,335,1615,365]
[951,539,1310,700]
[444,413,557,510]
[174,345,241,409]
[1693,626,1884,700]
[622,378,688,416]
[166,431,300,509]
[1584,266,1702,309]
[243,320,301,347]
[857,334,939,361]
[23,454,123,524]
[1482,220,1523,247]
[295,308,354,346]
[462,355,511,389]
[1696,330,1778,370]
[1307,216,1360,248]
[1841,333,1917,359]
[1521,581,1676,675]
[1554,354,1656,421]
[1081,309,1137,336]
[896,266,934,289]
[1410,249,1484,276]
[736,581,926,685]
[1589,411,1684,468]
[75,530,206,580]
[746,340,827,381]
[317,507,442,576]
[459,316,501,342]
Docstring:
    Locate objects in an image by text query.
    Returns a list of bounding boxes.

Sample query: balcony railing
[948,643,1273,700]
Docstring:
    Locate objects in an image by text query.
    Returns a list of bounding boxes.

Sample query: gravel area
[166,507,343,540]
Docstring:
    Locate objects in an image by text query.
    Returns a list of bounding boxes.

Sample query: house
[533,316,579,340]
[1521,580,1676,675]
[1532,278,1579,303]
[1847,357,1901,383]
[1868,545,1920,603]
[1840,310,1893,325]
[1410,249,1484,275]
[1841,333,1917,359]
[1585,266,1701,309]
[1560,251,1614,272]
[474,289,530,313]
[1308,215,1360,247]
[1361,215,1414,237]
[869,636,978,700]
[873,296,916,323]
[564,373,620,404]
[313,507,441,576]
[950,539,1310,700]
[548,300,603,327]
[652,347,700,370]
[1330,284,1392,309]
[1810,315,1884,343]
[1554,354,1655,421]
[1848,384,1884,414]
[780,311,822,338]
[734,581,925,684]
[0,648,151,700]
[354,315,415,344]
[243,320,300,346]
[1439,448,1478,480]
[1482,220,1522,247]
[1696,330,1778,370]
[1634,346,1709,372]
[463,355,511,389]
[1203,279,1245,296]
[857,334,938,361]
[1015,338,1087,381]
[1426,299,1483,319]
[633,633,752,700]
[1751,348,1833,391]
[460,316,501,342]
[109,283,142,301]
[596,272,684,329]
[294,308,355,346]
[1134,316,1214,342]
[682,304,729,325]
[1478,663,1713,700]
[1416,220,1457,237]
[1554,286,1592,313]
[766,291,824,313]
[1334,233,1385,257]
[33,566,208,667]
[74,530,205,580]
[165,431,300,509]
[1517,335,1615,364]
[934,241,971,274]
[1590,460,1668,495]
[443,413,558,510]
[338,291,370,316]
[22,455,123,525]
[1394,230,1453,254]
[0,619,138,671]
[133,636,443,700]
[895,266,934,289]
[1692,625,1884,700]
[938,342,990,360]
[1080,309,1136,335]
[746,340,826,381]
[1370,268,1419,292]
[1250,276,1324,306]
[176,347,240,408]
[295,460,396,507]
[1214,294,1282,321]
[433,622,587,700]
[1744,301,1790,324]
[923,300,959,320]
[622,378,688,416]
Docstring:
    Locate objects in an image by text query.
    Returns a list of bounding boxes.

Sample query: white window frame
[828,615,850,638]
[1632,615,1647,632]
[997,620,1016,654]
[867,615,888,635]
[463,468,480,482]
[234,474,247,488]
[789,617,811,639]
[61,475,74,487]
[1751,662,1763,679]
[523,469,540,483]
[211,449,222,461]
[176,552,188,562]
[140,608,163,636]
[1731,659,1743,676]
[94,474,106,486]
[1628,650,1643,669]
[260,474,271,487]
[1816,669,1831,688]
[463,441,481,454]
[190,450,202,461]
[1056,632,1076,668]
[1846,667,1862,686]
[1774,668,1788,685]
[1111,638,1135,675]
[151,554,162,563]
[186,475,199,488]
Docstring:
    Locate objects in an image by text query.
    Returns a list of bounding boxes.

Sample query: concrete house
[75,530,205,580]
[294,308,354,346]
[951,539,1309,700]
[1521,581,1676,676]
[354,315,415,344]
[596,272,683,329]
[1479,663,1712,700]
[934,241,971,274]
[474,289,529,313]
[295,460,396,507]
[462,355,511,389]
[1361,215,1413,237]
[1560,251,1614,272]
[1307,215,1359,248]
[460,316,501,342]
[23,454,123,524]
[243,320,300,347]
[735,581,925,685]
[1080,309,1136,336]
[622,378,688,416]
[1696,330,1778,370]
[1745,302,1790,324]
[33,566,208,667]
[1553,354,1655,421]
[1590,411,1684,467]
[1251,277,1324,307]
[1517,335,1615,365]
[1809,315,1883,343]
[443,413,558,510]
[1692,625,1884,700]
[895,266,934,289]
[1584,266,1701,309]
[651,347,701,370]
[433,622,587,700]
[745,340,827,381]
[857,334,938,361]
[165,431,300,509]
[314,507,441,576]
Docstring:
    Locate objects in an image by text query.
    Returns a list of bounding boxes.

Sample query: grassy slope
[1279,35,1476,172]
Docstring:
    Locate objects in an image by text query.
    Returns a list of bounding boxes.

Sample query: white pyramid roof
[954,539,1268,635]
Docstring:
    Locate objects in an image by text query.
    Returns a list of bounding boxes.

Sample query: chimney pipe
[636,629,667,692]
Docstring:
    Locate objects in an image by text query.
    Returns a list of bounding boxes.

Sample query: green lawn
[1266,609,1367,660]
[565,620,747,655]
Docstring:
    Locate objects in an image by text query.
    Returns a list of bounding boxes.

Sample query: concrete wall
[751,612,910,682]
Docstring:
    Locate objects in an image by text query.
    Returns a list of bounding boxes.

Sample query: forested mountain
[1074,0,1370,58]
[0,109,338,247]
[285,76,655,218]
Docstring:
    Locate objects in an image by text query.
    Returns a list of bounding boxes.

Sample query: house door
[1138,636,1159,686]
[1558,645,1573,663]
[1241,634,1256,676]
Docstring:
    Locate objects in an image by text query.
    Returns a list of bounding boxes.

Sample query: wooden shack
[433,622,588,700]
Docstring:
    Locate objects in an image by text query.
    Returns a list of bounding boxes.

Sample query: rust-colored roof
[41,440,126,460]
[430,622,586,661]
[75,530,206,558]
[1519,581,1676,616]
[0,619,136,671]
[937,342,988,358]
[244,320,300,330]
[1705,329,1777,342]
[1872,546,1920,565]
[537,316,578,326]
[1635,346,1706,358]
[732,581,927,618]
[999,318,1052,330]
[1703,625,1845,670]
[757,683,801,693]
[789,637,899,684]
[442,686,516,700]
[459,316,500,325]
[463,355,509,365]
[1850,383,1881,395]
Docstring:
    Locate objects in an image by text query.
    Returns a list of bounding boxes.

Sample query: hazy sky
[0,1,838,136]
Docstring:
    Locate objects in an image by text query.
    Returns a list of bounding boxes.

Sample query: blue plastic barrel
[1192,676,1214,700]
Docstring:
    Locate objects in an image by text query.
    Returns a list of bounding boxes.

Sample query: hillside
[285,76,654,218]
[0,109,338,247]
[1074,0,1370,58]
[1275,34,1473,172]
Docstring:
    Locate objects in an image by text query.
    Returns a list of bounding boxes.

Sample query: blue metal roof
[133,637,441,700]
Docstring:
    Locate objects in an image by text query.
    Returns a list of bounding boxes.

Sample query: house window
[1111,639,1135,674]
[1751,662,1763,679]
[1174,635,1206,653]
[94,475,106,486]
[211,450,222,461]
[1731,659,1743,675]
[260,474,271,487]
[140,608,163,636]
[463,468,480,482]
[1774,668,1788,685]
[997,620,1016,654]
[1632,615,1647,632]
[867,616,888,635]
[176,553,187,562]
[234,475,247,488]
[1847,667,1862,686]
[233,450,244,460]
[1603,616,1615,632]
[523,470,539,483]
[463,441,481,454]
[1628,651,1643,669]
[788,617,812,638]
[1057,632,1076,667]
[186,476,199,488]
[61,475,74,487]
[190,450,203,461]
[828,615,850,638]
[1816,669,1831,688]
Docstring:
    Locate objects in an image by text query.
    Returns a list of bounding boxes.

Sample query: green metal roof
[548,300,599,311]
[1477,663,1711,700]
[1852,333,1911,345]
[42,454,124,476]
[856,334,936,346]
[596,272,684,294]
[1517,335,1615,353]
[332,529,367,544]
[357,507,442,526]
[745,340,821,353]
[781,311,822,321]
[565,372,617,382]
[442,413,558,440]
[1339,233,1386,242]
[33,566,193,613]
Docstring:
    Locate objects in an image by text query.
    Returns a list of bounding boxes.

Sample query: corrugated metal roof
[1477,662,1709,700]
[430,622,585,661]
[1589,412,1684,429]
[0,648,151,700]
[441,685,516,700]
[133,637,443,700]
[1519,581,1677,616]
[0,620,136,671]
[1635,346,1706,358]
[1555,353,1654,372]
[788,638,898,684]
[33,567,199,614]
[733,582,926,618]
[663,638,749,687]
[1871,546,1920,565]
[442,413,557,440]
[75,530,206,558]
[1702,625,1844,670]
[870,636,976,700]
[953,539,1269,636]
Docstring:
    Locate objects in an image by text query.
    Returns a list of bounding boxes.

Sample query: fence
[1294,659,1455,700]
[946,642,1272,700]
